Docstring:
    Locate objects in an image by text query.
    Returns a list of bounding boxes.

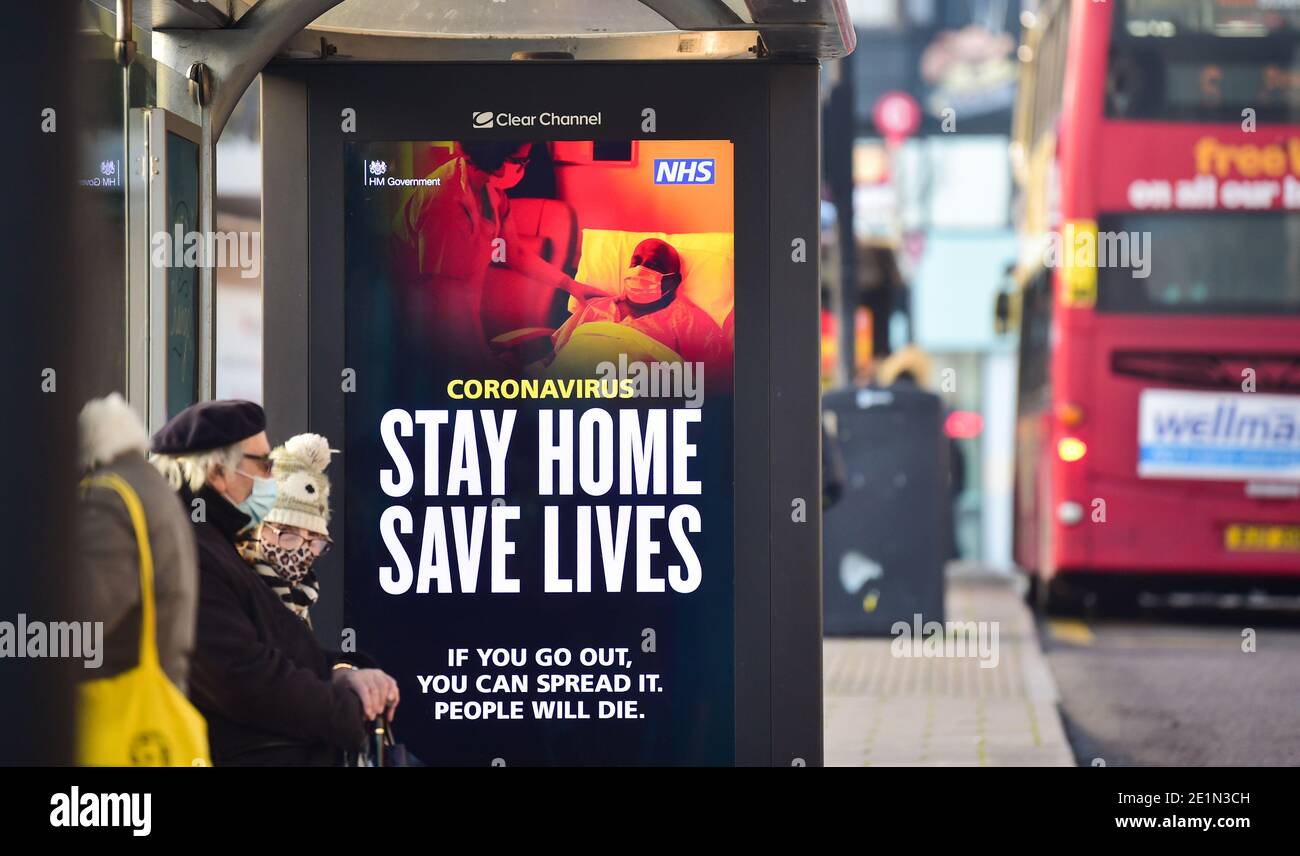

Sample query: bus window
[1108,0,1300,123]
[1096,212,1300,315]
[1017,268,1053,412]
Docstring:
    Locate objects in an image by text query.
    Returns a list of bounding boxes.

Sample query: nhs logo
[653,158,715,184]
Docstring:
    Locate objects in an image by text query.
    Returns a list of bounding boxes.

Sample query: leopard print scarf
[238,537,320,625]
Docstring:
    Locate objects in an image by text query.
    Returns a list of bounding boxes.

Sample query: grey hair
[149,443,243,492]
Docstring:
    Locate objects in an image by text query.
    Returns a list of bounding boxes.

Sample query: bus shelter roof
[95,0,855,60]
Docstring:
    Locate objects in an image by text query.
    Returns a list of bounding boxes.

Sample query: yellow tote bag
[77,473,211,767]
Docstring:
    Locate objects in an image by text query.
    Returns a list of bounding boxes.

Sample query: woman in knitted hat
[239,433,335,626]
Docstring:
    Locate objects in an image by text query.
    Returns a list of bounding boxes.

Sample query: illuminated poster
[343,137,736,764]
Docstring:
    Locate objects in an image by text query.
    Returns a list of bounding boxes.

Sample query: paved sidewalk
[824,574,1075,766]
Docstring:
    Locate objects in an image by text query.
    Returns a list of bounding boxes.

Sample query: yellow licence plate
[1225,524,1300,552]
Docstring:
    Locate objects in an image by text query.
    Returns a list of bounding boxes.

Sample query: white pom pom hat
[265,433,335,536]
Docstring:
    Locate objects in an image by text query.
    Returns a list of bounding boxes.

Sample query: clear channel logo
[473,110,602,128]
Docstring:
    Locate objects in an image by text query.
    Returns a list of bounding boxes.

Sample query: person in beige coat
[76,393,198,691]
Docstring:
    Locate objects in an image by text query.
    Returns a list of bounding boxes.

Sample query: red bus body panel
[1051,314,1300,575]
[1025,2,1300,579]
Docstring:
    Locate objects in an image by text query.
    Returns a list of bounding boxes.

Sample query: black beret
[150,399,266,455]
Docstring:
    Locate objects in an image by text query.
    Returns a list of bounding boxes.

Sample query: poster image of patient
[343,138,736,765]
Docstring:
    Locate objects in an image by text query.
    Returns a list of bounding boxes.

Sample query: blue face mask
[234,470,278,528]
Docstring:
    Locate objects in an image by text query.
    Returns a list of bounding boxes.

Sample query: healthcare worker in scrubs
[394,141,601,372]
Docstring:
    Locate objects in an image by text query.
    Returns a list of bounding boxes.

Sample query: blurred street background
[818,0,1300,766]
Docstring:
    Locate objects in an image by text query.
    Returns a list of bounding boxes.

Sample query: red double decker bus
[1009,0,1300,610]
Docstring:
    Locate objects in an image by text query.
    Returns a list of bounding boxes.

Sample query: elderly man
[150,400,399,765]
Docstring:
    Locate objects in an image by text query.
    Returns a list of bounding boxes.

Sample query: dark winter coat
[183,483,366,766]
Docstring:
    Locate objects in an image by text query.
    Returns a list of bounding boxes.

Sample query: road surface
[1041,595,1300,766]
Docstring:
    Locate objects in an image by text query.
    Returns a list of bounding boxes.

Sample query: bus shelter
[83,0,853,767]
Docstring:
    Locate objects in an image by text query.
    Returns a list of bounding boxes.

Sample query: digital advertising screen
[343,134,737,765]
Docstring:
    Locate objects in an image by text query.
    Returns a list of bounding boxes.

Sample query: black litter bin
[822,385,949,635]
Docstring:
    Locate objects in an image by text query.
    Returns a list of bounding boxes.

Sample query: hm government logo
[473,110,495,129]
[364,157,439,188]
